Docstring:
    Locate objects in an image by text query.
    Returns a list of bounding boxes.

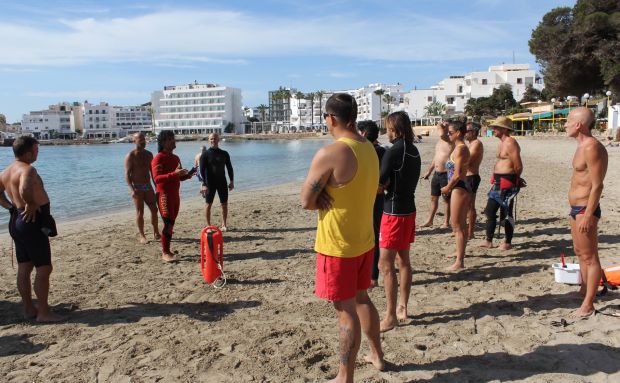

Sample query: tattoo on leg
[338,325,354,366]
[311,180,322,194]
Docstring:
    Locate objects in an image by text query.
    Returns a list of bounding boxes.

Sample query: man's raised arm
[301,147,333,210]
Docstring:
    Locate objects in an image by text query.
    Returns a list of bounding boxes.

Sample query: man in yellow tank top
[301,93,384,382]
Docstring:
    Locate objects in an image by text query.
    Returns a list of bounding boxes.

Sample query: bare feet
[571,307,595,319]
[499,243,512,250]
[36,311,64,323]
[370,279,378,288]
[440,223,450,229]
[23,307,38,320]
[154,232,161,240]
[364,353,386,371]
[446,261,465,272]
[162,252,178,263]
[138,235,148,244]
[220,226,228,232]
[396,305,408,322]
[380,317,398,332]
[421,221,433,228]
[479,240,493,248]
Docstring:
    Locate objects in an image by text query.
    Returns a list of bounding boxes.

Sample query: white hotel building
[83,102,118,139]
[151,83,243,135]
[404,64,544,118]
[22,103,82,139]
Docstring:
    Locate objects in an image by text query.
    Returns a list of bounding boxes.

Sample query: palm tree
[424,101,445,116]
[306,92,315,130]
[383,94,395,115]
[315,90,324,127]
[295,91,305,130]
[374,89,385,126]
[257,104,268,133]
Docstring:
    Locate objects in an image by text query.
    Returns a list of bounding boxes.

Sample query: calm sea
[0,139,328,228]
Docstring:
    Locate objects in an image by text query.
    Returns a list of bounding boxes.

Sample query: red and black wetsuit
[152,151,191,254]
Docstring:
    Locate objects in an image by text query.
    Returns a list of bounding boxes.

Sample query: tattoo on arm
[310,180,322,194]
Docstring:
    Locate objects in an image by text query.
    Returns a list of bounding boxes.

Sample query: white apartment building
[22,103,82,139]
[114,106,152,135]
[348,83,404,122]
[243,106,269,121]
[83,102,119,139]
[151,83,243,135]
[405,64,544,118]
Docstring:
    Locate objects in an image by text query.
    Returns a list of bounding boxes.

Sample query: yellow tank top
[314,137,379,258]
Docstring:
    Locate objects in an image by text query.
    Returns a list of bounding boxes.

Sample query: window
[517,78,523,84]
[457,85,463,93]
[481,79,488,85]
[427,96,433,102]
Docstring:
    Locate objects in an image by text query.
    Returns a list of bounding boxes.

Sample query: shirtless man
[0,136,62,322]
[479,116,523,250]
[125,132,160,244]
[565,107,608,318]
[302,93,384,382]
[465,122,484,239]
[421,121,454,228]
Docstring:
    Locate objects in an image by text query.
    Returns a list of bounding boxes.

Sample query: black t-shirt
[199,147,233,186]
[379,138,421,215]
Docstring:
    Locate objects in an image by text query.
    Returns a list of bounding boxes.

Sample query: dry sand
[1,136,619,382]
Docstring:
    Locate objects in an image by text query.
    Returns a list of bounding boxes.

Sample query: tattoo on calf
[338,325,355,366]
[311,180,322,194]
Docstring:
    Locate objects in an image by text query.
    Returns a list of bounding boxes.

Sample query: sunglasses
[323,113,337,120]
[448,130,458,135]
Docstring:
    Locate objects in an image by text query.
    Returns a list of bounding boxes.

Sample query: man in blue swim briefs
[125,132,160,244]
[566,107,608,318]
[0,136,63,322]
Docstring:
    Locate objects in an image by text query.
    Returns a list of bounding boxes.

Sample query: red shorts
[379,213,416,250]
[315,248,373,301]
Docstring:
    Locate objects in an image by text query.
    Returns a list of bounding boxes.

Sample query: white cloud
[0,8,518,66]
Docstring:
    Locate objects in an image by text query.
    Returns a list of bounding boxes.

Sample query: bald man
[565,107,608,318]
[199,133,234,230]
[125,132,160,243]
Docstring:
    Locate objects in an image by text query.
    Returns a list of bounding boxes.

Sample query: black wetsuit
[199,147,234,204]
[484,173,518,243]
[371,143,386,281]
[8,203,57,267]
[380,138,421,215]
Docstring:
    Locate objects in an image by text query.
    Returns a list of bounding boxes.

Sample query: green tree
[315,90,324,127]
[306,92,315,129]
[257,104,268,124]
[529,1,620,96]
[224,122,235,133]
[295,91,305,129]
[521,85,544,102]
[424,100,445,116]
[383,94,396,114]
[374,89,385,120]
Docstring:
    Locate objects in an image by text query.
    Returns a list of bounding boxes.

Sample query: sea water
[0,139,328,227]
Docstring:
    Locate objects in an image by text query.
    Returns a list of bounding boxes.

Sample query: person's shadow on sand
[393,343,620,382]
[0,300,260,327]
[0,334,46,357]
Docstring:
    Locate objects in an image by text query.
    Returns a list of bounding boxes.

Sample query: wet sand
[1,136,619,382]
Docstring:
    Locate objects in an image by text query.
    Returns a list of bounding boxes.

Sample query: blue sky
[0,0,575,122]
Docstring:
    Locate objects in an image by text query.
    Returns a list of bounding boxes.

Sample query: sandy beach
[1,136,619,382]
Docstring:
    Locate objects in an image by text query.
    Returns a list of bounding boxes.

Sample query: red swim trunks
[315,248,373,301]
[379,213,416,251]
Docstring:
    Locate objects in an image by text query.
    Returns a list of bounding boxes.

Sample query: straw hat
[489,116,514,131]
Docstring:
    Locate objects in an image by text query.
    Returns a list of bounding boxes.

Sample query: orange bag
[200,226,226,287]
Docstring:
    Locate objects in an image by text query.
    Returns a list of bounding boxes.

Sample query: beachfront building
[83,102,119,139]
[114,105,153,135]
[348,83,404,122]
[21,102,82,139]
[404,64,544,119]
[151,83,244,136]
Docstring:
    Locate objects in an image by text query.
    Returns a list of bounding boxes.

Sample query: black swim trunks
[430,171,448,197]
[205,181,229,204]
[467,174,482,193]
[8,203,56,267]
[569,205,601,220]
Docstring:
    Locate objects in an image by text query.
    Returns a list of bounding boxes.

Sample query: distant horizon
[0,0,575,123]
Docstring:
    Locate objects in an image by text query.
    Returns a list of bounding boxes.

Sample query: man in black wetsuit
[358,120,386,288]
[378,111,421,332]
[200,133,234,231]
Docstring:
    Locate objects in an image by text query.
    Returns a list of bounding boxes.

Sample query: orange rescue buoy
[601,264,620,286]
[200,226,226,287]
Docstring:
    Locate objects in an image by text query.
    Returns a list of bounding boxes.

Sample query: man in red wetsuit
[151,131,194,262]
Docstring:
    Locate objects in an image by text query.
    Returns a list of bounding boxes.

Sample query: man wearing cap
[479,116,523,250]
